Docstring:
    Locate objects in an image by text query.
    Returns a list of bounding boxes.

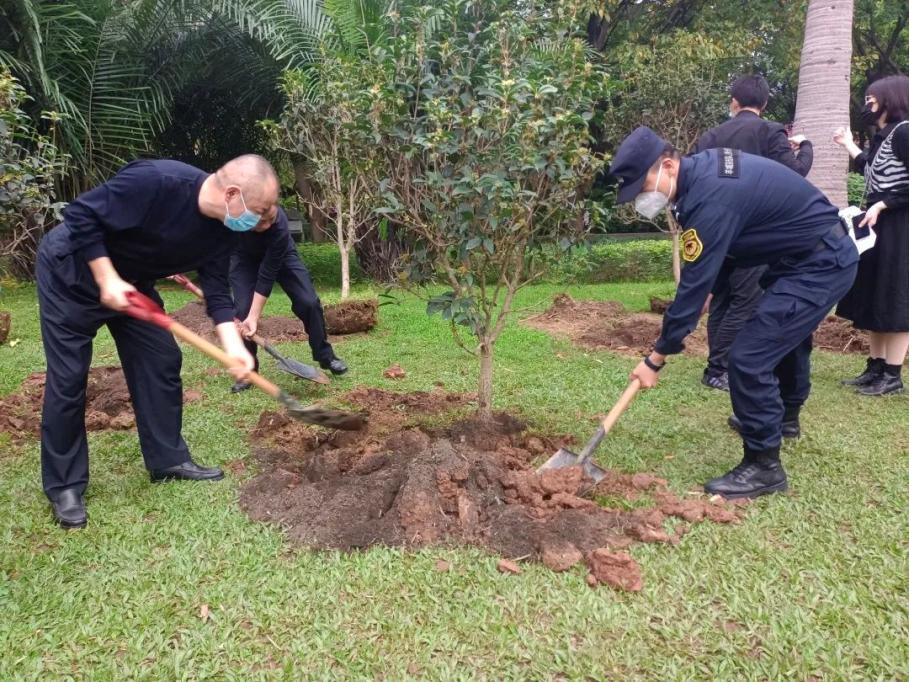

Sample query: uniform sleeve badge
[681,228,703,262]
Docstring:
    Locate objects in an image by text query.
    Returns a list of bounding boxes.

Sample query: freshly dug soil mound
[0,311,10,344]
[170,299,376,341]
[240,387,745,589]
[0,366,203,443]
[649,297,674,314]
[170,301,309,343]
[324,299,378,335]
[528,294,868,356]
[525,293,707,356]
[814,316,869,354]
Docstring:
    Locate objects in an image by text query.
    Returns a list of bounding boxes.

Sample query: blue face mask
[223,190,261,232]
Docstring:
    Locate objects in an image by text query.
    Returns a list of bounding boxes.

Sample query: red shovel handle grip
[167,273,205,300]
[123,290,174,330]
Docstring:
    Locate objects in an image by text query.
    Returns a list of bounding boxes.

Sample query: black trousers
[706,265,767,375]
[36,227,191,500]
[728,230,858,453]
[230,251,334,366]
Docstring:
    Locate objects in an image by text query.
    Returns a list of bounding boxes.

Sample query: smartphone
[851,212,871,240]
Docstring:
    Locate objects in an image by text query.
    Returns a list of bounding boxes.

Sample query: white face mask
[634,165,674,220]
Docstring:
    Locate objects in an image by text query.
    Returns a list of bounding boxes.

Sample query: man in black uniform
[610,127,858,499]
[228,208,347,393]
[693,75,814,393]
[37,154,278,528]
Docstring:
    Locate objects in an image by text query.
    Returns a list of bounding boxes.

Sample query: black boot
[727,414,800,439]
[50,488,87,529]
[857,365,904,396]
[320,357,348,375]
[842,357,884,387]
[704,448,788,500]
[150,459,225,482]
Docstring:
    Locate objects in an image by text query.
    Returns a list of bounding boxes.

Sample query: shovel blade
[537,448,608,485]
[287,405,367,431]
[276,356,330,384]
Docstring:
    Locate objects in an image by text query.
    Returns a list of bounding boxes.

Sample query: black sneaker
[857,373,904,396]
[704,458,788,499]
[842,358,884,387]
[727,414,801,439]
[702,371,729,391]
[320,357,348,375]
[230,380,252,393]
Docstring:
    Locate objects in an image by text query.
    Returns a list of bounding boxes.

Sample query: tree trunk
[293,161,326,243]
[793,0,854,207]
[666,209,682,285]
[340,247,351,300]
[477,340,494,419]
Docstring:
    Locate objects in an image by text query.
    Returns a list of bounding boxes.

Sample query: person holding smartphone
[834,75,909,396]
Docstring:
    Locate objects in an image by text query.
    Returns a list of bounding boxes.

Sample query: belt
[815,221,847,252]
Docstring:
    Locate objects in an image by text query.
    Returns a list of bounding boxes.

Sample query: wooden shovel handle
[600,379,641,435]
[168,322,281,400]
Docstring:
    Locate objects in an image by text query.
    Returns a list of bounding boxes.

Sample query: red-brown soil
[0,367,203,443]
[526,294,868,356]
[239,387,746,590]
[170,299,376,342]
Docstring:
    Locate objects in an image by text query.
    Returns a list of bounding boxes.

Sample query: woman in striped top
[834,75,909,396]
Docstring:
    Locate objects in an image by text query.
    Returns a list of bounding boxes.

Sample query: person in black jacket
[834,74,909,396]
[229,209,347,393]
[693,75,814,393]
[36,155,277,528]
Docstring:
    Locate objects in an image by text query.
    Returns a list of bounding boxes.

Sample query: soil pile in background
[524,294,708,356]
[239,387,745,589]
[324,299,378,335]
[0,367,202,442]
[170,299,377,341]
[527,293,868,356]
[813,316,869,354]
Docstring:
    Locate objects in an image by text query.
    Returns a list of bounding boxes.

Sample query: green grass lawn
[1,279,907,680]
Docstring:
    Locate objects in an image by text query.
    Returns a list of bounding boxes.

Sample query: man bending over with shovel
[228,208,347,393]
[37,154,279,528]
[610,127,857,499]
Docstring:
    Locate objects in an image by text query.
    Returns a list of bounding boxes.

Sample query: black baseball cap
[609,126,669,204]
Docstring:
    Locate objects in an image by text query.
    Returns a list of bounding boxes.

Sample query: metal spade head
[259,339,329,384]
[537,447,608,483]
[277,390,367,431]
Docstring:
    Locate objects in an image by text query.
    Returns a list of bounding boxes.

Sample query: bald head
[212,154,280,230]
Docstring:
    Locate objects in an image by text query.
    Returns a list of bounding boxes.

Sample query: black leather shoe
[842,358,884,387]
[51,489,87,529]
[704,458,788,499]
[320,357,348,375]
[230,380,252,393]
[857,373,904,396]
[727,414,800,439]
[702,371,729,391]
[150,460,225,483]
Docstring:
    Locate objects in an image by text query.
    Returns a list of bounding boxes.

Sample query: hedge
[541,239,674,284]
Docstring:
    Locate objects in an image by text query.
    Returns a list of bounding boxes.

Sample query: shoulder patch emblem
[681,228,703,262]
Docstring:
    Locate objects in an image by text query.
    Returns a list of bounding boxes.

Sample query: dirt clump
[525,293,707,356]
[0,311,10,344]
[0,366,203,443]
[239,387,746,589]
[813,315,869,354]
[649,297,674,314]
[324,299,378,335]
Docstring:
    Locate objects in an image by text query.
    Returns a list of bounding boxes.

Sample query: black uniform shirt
[694,111,813,177]
[62,160,237,323]
[655,149,842,356]
[233,208,295,297]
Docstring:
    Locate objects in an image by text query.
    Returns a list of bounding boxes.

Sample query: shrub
[0,69,65,279]
[847,172,866,207]
[296,243,363,288]
[542,239,674,284]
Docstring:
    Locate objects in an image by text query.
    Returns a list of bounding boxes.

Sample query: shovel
[123,291,366,431]
[537,379,641,483]
[167,273,329,385]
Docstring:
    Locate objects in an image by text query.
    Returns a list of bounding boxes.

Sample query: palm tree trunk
[793,0,854,207]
